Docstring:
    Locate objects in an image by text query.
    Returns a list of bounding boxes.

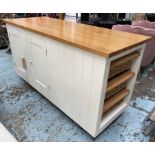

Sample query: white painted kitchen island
[4,17,150,137]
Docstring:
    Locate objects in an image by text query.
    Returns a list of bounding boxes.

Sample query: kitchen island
[4,17,150,137]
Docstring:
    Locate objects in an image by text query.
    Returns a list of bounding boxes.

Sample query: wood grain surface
[4,17,150,58]
[103,89,130,113]
[106,71,135,93]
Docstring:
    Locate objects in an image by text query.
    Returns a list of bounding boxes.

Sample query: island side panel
[45,38,107,136]
[97,44,146,136]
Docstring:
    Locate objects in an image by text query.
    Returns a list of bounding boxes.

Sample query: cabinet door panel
[27,34,49,98]
[7,25,29,81]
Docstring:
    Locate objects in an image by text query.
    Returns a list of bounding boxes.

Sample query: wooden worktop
[4,17,150,58]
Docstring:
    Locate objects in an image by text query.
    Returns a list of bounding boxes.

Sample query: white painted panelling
[89,57,110,136]
[46,38,107,136]
[27,32,49,98]
[7,26,26,78]
[6,24,146,137]
[6,24,30,82]
[70,47,84,122]
[79,52,94,128]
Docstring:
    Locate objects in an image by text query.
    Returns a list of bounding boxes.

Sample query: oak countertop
[4,17,150,58]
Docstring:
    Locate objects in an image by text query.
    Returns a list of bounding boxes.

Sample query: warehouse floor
[0,49,155,142]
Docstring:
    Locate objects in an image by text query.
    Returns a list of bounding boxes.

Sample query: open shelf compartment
[101,51,141,126]
[100,100,128,131]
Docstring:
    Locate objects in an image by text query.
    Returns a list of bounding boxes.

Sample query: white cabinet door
[7,25,30,81]
[27,33,49,98]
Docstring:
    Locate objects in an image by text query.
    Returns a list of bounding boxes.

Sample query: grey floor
[0,49,155,142]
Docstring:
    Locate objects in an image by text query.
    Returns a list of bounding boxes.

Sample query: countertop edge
[4,19,151,58]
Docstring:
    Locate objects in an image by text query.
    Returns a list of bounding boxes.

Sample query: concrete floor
[0,49,155,142]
